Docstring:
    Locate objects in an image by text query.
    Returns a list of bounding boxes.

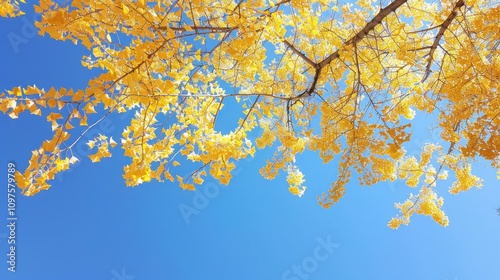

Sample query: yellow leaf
[92,47,104,58]
[12,87,22,96]
[164,171,174,182]
[80,114,88,126]
[184,23,193,32]
[25,85,40,95]
[65,121,74,130]
[69,156,79,164]
[89,153,101,163]
[193,176,204,184]
[31,109,42,116]
[47,98,57,108]
[87,140,95,149]
[42,139,56,152]
[109,137,117,148]
[72,90,84,102]
[176,175,183,183]
[84,103,96,114]
[51,121,60,131]
[122,4,129,15]
[164,80,174,92]
[182,183,195,191]
[55,158,69,172]
[47,112,63,122]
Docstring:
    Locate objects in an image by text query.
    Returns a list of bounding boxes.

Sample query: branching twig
[422,0,465,82]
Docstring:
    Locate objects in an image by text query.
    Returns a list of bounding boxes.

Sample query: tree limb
[422,0,465,82]
[318,0,408,69]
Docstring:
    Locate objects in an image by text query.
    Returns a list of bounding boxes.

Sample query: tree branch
[283,39,318,69]
[318,0,408,69]
[422,0,465,82]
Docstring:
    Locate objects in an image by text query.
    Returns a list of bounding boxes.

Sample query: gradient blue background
[1,3,499,280]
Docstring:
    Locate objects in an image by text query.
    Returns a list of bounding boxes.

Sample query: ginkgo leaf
[80,115,88,126]
[92,47,104,58]
[12,87,22,96]
[25,85,41,95]
[46,112,63,122]
[184,23,193,32]
[69,156,79,164]
[41,139,56,152]
[65,121,74,130]
[47,98,57,108]
[84,103,96,114]
[87,140,95,149]
[122,3,129,15]
[109,137,117,148]
[89,153,101,163]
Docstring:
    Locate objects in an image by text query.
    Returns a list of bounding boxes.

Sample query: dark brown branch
[236,96,260,133]
[318,0,408,69]
[294,68,321,99]
[422,0,465,82]
[283,39,318,69]
[160,26,236,32]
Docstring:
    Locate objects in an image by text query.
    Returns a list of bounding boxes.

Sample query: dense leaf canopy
[1,0,499,228]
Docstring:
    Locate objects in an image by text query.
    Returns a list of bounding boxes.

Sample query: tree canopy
[1,0,499,228]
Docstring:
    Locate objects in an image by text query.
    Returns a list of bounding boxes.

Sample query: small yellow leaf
[87,140,95,149]
[184,23,193,32]
[84,103,96,114]
[89,153,101,163]
[55,158,69,172]
[51,121,60,131]
[12,87,22,96]
[193,177,204,184]
[92,47,104,58]
[164,80,174,92]
[80,115,88,126]
[164,171,174,182]
[47,112,63,122]
[109,137,117,148]
[47,98,57,108]
[122,4,129,15]
[25,85,40,95]
[42,139,56,152]
[31,109,42,116]
[69,156,79,164]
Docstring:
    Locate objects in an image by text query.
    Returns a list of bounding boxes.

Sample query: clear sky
[1,3,500,280]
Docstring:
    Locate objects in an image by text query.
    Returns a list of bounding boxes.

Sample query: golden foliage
[0,0,24,17]
[2,0,500,228]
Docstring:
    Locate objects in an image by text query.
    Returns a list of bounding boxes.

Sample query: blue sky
[1,3,500,280]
